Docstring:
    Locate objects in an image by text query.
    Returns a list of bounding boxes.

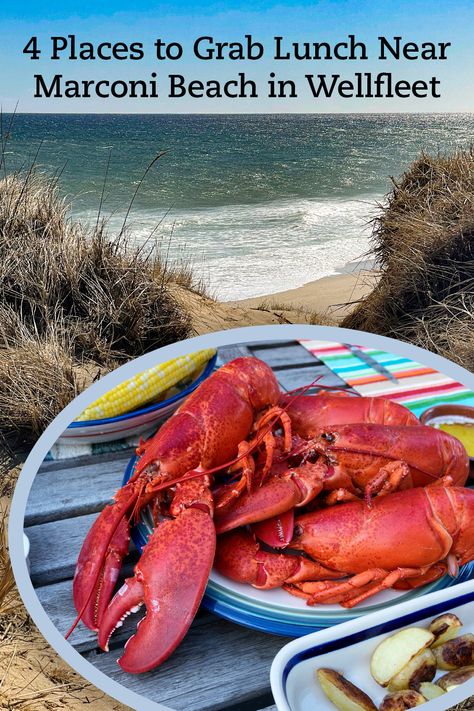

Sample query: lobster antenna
[284,383,361,397]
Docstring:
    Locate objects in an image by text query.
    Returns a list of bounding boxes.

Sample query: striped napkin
[299,340,474,419]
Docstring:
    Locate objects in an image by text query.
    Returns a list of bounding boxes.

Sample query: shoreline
[231,261,378,321]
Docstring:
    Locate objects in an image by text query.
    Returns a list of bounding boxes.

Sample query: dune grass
[255,298,336,326]
[0,169,202,438]
[342,149,474,369]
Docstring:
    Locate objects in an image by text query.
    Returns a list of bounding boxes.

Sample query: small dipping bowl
[421,404,474,478]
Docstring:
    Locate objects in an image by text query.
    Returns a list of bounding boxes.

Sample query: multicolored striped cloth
[299,340,474,419]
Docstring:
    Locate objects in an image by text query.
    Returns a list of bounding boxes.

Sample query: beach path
[234,269,378,321]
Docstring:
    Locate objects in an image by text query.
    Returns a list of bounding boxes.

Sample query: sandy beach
[232,267,378,322]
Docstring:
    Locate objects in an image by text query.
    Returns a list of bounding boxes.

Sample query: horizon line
[4,110,474,117]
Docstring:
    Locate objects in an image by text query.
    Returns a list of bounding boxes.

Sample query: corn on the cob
[76,348,216,421]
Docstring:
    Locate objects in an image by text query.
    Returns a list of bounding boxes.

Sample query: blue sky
[1,0,473,112]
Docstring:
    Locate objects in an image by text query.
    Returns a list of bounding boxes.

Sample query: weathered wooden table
[25,340,349,711]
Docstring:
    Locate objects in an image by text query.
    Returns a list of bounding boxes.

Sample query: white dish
[271,578,474,711]
[57,402,178,445]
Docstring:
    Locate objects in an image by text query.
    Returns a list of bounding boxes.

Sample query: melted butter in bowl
[421,405,474,468]
[435,420,474,457]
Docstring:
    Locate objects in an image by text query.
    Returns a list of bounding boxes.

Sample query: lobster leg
[254,406,292,470]
[287,564,441,609]
[216,441,256,508]
[337,566,436,608]
[393,562,449,590]
[322,461,411,506]
[363,461,411,503]
[215,406,293,510]
[324,460,412,507]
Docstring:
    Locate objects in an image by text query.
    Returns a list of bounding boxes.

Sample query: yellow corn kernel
[76,348,215,421]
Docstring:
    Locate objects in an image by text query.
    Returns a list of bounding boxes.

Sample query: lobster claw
[215,476,301,535]
[98,507,216,673]
[252,509,295,548]
[73,492,134,631]
[214,458,327,536]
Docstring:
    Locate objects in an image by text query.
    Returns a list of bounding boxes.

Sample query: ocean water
[4,113,474,300]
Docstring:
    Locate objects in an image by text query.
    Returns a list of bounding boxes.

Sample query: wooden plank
[25,454,132,526]
[27,512,97,585]
[276,364,348,391]
[26,512,138,585]
[83,615,290,711]
[217,345,252,365]
[38,448,135,473]
[250,343,318,369]
[35,578,211,653]
[36,578,134,652]
[237,340,294,349]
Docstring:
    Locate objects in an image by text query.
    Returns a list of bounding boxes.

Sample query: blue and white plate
[122,456,474,637]
[58,354,217,445]
[271,579,474,711]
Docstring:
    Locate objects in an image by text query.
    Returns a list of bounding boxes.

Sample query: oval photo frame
[9,323,474,711]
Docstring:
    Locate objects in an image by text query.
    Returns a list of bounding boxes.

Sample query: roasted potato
[437,665,474,691]
[379,690,425,710]
[370,628,435,687]
[429,613,462,648]
[432,633,474,670]
[317,668,377,711]
[418,681,446,699]
[387,648,436,691]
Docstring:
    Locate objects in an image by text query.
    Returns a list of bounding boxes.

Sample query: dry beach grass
[0,170,198,437]
[342,150,474,368]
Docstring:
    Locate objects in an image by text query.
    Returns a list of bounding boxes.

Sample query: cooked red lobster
[70,356,471,674]
[215,485,474,608]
